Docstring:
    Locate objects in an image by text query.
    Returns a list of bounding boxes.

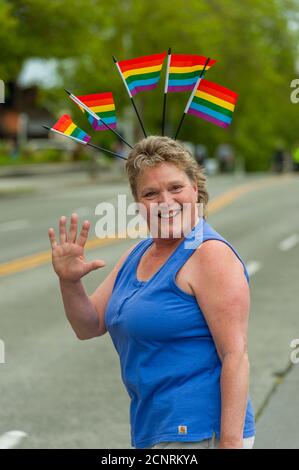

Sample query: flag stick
[162,48,171,136]
[87,142,127,160]
[174,113,186,141]
[64,89,133,149]
[113,56,147,138]
[174,57,210,141]
[42,126,127,161]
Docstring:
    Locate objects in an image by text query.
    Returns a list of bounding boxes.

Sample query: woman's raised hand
[48,213,106,282]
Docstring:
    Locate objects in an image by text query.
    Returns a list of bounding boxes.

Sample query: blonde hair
[125,135,209,219]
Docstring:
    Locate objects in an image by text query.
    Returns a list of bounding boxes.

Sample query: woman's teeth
[159,209,181,219]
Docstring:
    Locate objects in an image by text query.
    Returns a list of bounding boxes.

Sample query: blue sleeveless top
[104,218,255,449]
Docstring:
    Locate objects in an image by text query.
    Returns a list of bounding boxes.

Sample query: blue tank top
[104,218,255,449]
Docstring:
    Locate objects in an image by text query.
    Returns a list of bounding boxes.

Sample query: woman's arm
[59,278,103,340]
[60,240,137,340]
[191,239,250,449]
[49,213,138,340]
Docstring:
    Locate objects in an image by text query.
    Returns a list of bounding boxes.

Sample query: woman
[48,136,255,449]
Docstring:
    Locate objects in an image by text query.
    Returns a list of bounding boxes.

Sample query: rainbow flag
[187,79,238,128]
[167,54,216,92]
[76,92,116,131]
[52,114,91,143]
[117,52,166,97]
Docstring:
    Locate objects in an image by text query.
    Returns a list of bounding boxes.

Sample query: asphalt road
[0,171,298,448]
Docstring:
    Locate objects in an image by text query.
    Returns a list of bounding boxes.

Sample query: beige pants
[150,435,255,449]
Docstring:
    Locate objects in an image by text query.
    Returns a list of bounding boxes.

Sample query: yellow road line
[208,174,292,213]
[0,174,294,277]
[0,236,123,277]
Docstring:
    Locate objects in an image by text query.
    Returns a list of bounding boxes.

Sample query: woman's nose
[157,191,174,205]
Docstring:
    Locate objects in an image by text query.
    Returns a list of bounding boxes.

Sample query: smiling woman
[126,136,209,241]
[49,135,255,450]
[127,136,209,216]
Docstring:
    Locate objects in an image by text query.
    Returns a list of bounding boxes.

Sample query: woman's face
[135,162,199,239]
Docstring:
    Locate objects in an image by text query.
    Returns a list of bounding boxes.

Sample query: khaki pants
[150,435,255,449]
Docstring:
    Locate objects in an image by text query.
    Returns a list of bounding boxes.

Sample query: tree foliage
[1,0,299,170]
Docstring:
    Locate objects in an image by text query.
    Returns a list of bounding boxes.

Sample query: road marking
[246,261,262,276]
[207,174,292,213]
[0,236,122,276]
[0,174,294,277]
[0,430,27,449]
[0,220,29,232]
[279,234,299,252]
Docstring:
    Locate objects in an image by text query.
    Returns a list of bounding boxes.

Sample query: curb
[0,161,109,178]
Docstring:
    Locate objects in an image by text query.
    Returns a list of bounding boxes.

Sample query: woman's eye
[145,192,156,197]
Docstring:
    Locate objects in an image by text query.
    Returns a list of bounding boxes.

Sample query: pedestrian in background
[216,143,235,173]
[272,142,285,174]
[194,143,208,168]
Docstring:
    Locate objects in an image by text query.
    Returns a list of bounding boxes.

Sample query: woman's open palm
[48,213,106,282]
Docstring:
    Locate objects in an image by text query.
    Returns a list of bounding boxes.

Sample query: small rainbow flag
[117,52,166,97]
[52,114,91,143]
[76,92,116,131]
[167,54,216,92]
[187,79,238,128]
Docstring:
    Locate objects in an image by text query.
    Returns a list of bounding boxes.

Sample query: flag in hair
[52,114,91,143]
[76,92,117,131]
[118,52,166,96]
[187,79,238,128]
[168,55,216,92]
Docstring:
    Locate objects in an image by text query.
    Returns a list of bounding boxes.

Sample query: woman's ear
[192,181,198,198]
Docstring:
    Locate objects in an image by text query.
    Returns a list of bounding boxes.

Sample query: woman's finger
[59,216,67,244]
[48,228,58,249]
[68,213,78,243]
[83,259,106,276]
[77,220,90,248]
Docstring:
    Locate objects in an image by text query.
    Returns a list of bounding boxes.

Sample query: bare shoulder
[189,238,248,296]
[113,240,141,271]
[190,240,250,361]
[192,239,245,274]
[94,239,140,289]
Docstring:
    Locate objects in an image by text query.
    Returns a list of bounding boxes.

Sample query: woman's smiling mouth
[158,208,182,219]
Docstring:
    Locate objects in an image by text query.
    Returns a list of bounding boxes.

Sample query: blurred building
[0,82,53,141]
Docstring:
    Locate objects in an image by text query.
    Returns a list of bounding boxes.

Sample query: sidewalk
[0,161,92,178]
[255,363,299,448]
[0,163,127,196]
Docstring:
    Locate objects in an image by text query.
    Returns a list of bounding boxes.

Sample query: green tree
[1,0,299,170]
